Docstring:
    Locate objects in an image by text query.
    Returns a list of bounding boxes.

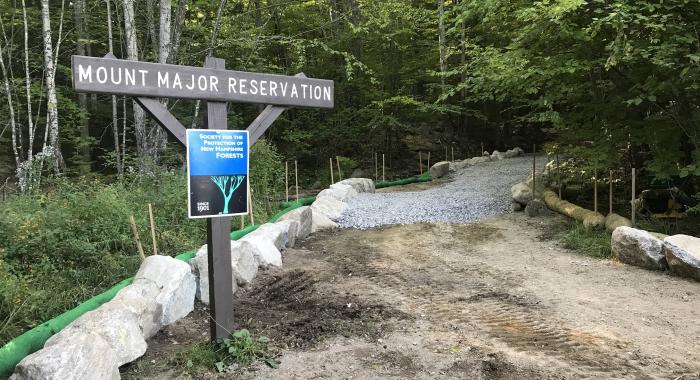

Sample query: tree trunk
[42,0,60,152]
[21,0,33,164]
[106,0,123,176]
[0,38,19,169]
[74,0,91,173]
[123,0,148,168]
[254,0,261,27]
[437,0,446,87]
[192,0,227,129]
[169,0,186,64]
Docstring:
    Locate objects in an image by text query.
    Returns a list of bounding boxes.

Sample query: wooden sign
[72,55,334,108]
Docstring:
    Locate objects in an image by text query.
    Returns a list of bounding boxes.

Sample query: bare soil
[123,212,700,380]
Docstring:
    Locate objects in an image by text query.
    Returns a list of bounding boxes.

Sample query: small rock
[512,201,523,212]
[525,199,549,217]
[511,182,532,205]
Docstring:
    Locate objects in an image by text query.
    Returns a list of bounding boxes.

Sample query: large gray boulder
[334,178,375,193]
[45,301,147,366]
[11,332,120,380]
[239,227,284,268]
[277,206,312,240]
[134,255,196,325]
[311,208,338,232]
[490,150,504,160]
[111,280,162,338]
[310,195,347,221]
[511,182,532,205]
[452,160,470,171]
[245,223,287,250]
[663,235,700,281]
[611,227,667,270]
[189,245,238,305]
[429,161,450,179]
[275,219,299,248]
[470,156,490,165]
[317,184,358,202]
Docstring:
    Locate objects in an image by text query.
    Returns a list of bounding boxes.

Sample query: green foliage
[175,330,277,376]
[559,222,612,259]
[0,171,206,345]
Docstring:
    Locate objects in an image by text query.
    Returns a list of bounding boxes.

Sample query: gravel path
[338,155,547,229]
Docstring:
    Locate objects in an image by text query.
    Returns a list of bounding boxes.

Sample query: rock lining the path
[429,161,450,178]
[663,235,700,281]
[611,227,667,270]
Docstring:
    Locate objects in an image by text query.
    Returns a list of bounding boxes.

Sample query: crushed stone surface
[338,155,547,229]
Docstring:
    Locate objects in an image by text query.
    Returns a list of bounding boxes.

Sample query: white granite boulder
[335,178,375,193]
[318,184,358,202]
[277,206,313,240]
[239,226,284,268]
[611,227,667,270]
[663,235,700,281]
[45,301,147,366]
[311,208,338,232]
[429,161,450,178]
[111,280,162,338]
[10,332,120,380]
[134,255,196,325]
[511,182,532,205]
[311,195,347,221]
[275,219,300,248]
[491,150,504,160]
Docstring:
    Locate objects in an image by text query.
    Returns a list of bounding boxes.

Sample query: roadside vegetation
[558,222,613,259]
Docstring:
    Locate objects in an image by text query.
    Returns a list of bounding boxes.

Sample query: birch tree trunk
[0,38,19,169]
[74,0,91,173]
[106,0,123,176]
[20,0,33,164]
[41,0,62,168]
[123,0,148,169]
[151,0,171,156]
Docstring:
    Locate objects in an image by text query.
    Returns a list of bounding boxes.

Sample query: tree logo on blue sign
[186,129,249,218]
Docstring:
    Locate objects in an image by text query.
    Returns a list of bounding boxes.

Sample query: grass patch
[559,222,612,258]
[174,329,277,376]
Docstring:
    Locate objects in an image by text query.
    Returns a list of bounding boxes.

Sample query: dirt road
[233,214,700,380]
[123,178,700,380]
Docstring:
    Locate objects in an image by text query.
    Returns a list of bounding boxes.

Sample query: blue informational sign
[186,129,249,218]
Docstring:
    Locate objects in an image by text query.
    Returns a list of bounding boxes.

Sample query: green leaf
[265,358,280,369]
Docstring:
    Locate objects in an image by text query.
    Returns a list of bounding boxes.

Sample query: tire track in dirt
[304,224,690,379]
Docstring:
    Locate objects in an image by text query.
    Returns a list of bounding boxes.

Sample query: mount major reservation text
[71,56,334,108]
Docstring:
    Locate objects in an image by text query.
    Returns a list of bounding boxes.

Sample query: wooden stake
[240,215,244,230]
[285,161,289,202]
[374,152,378,181]
[556,152,562,199]
[382,154,385,182]
[330,157,335,184]
[451,146,454,162]
[609,170,613,215]
[481,142,484,155]
[336,156,342,181]
[593,168,598,214]
[294,160,299,201]
[129,215,146,261]
[427,151,431,168]
[631,168,636,226]
[445,146,448,161]
[419,151,423,175]
[532,144,536,200]
[148,204,158,255]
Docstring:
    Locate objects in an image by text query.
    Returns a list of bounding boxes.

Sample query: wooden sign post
[72,55,334,341]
